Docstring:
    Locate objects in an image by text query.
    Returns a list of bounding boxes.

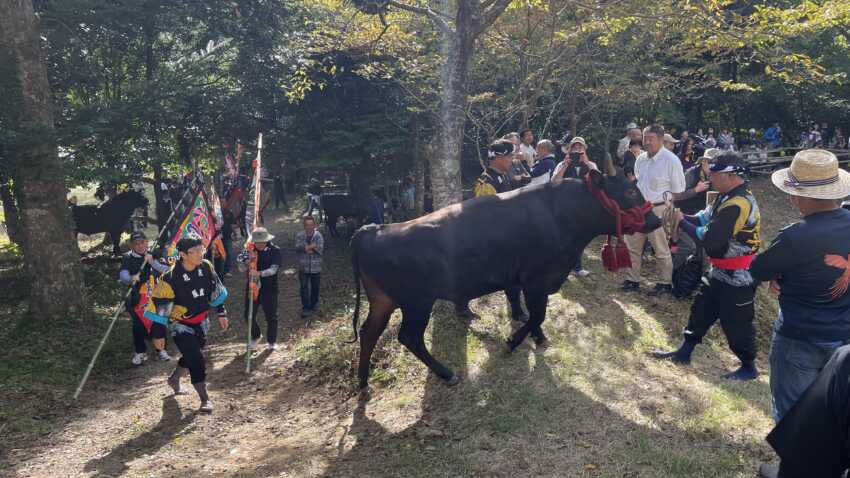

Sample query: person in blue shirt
[751,149,850,422]
[530,139,556,184]
[764,122,783,148]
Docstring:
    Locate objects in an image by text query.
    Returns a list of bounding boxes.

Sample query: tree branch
[387,0,452,35]
[481,0,513,31]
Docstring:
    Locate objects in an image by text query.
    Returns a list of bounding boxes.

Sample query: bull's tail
[347,228,363,344]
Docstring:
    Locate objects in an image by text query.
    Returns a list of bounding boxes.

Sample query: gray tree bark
[0,0,87,318]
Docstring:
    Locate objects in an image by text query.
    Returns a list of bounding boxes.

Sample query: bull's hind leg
[507,290,549,351]
[358,279,396,390]
[398,302,459,386]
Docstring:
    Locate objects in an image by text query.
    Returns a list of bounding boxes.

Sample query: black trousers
[244,287,279,343]
[299,272,320,310]
[129,307,166,354]
[683,278,757,363]
[173,331,207,384]
[767,345,850,478]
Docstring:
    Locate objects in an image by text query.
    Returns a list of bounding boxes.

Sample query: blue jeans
[769,331,848,422]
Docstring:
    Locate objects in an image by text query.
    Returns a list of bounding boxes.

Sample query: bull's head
[588,170,660,234]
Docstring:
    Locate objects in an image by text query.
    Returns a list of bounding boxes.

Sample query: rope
[661,191,680,243]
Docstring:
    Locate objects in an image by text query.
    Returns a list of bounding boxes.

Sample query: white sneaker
[249,339,259,351]
[268,343,278,352]
[157,349,172,361]
[131,353,148,366]
[574,269,591,278]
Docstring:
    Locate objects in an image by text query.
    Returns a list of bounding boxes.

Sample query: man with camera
[552,136,598,277]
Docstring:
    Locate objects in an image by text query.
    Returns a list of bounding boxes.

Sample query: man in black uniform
[454,139,529,323]
[239,227,282,351]
[119,232,171,365]
[147,237,229,413]
[653,153,762,380]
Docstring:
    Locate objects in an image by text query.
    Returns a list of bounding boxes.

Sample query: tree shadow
[82,396,195,477]
[311,287,769,478]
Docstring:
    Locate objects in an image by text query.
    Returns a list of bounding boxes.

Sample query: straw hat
[569,136,587,148]
[699,148,722,161]
[771,149,850,200]
[251,227,275,242]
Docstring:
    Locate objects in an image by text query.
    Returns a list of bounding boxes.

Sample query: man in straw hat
[749,149,850,422]
[653,152,762,380]
[239,227,281,351]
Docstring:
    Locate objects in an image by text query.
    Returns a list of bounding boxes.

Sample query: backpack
[672,253,704,298]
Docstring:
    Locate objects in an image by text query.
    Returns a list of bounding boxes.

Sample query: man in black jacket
[653,153,762,380]
[240,227,282,351]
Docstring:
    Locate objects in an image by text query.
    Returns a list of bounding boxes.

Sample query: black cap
[487,139,514,159]
[130,231,147,241]
[709,152,748,175]
[176,236,203,253]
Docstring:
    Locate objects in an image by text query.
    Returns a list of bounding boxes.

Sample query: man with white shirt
[622,124,686,295]
[518,129,536,171]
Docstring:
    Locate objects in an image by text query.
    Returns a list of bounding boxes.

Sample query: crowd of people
[114,121,850,476]
[477,121,850,477]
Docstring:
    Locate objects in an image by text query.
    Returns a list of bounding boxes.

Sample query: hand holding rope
[661,191,680,243]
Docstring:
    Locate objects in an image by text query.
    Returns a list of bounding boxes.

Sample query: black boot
[168,366,188,395]
[193,382,213,413]
[652,340,696,364]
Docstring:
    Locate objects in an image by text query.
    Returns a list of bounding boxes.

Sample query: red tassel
[615,240,631,269]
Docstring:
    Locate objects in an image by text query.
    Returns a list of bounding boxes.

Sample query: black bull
[349,172,661,389]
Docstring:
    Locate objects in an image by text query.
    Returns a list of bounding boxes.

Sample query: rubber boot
[723,361,758,381]
[168,366,188,395]
[194,382,213,413]
[652,340,696,364]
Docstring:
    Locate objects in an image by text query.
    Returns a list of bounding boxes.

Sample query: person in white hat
[617,122,643,161]
[239,227,282,351]
[662,133,680,152]
[748,149,850,421]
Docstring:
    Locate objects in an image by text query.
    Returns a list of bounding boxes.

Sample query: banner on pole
[164,189,218,260]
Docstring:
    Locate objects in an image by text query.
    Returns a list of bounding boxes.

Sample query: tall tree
[0,0,87,317]
[355,0,512,208]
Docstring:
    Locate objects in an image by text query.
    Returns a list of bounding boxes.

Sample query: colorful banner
[165,190,217,260]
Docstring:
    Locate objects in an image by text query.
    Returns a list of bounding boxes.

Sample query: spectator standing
[617,122,643,161]
[552,136,597,277]
[718,127,735,151]
[518,129,536,171]
[750,149,850,421]
[295,216,324,317]
[764,122,783,148]
[829,127,845,149]
[622,124,686,295]
[529,139,557,185]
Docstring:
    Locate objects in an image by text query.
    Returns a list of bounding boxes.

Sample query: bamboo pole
[73,178,198,400]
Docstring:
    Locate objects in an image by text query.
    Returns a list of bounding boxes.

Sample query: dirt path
[7,178,790,477]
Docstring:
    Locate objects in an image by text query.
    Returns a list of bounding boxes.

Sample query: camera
[569,152,582,162]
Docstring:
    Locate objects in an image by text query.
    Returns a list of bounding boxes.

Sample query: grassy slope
[2,177,794,477]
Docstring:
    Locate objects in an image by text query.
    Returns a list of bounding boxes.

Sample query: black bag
[672,253,704,298]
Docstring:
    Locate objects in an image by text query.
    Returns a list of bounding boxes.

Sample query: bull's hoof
[444,374,461,387]
[505,337,520,353]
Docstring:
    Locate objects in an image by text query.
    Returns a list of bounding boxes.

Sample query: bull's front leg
[506,291,548,352]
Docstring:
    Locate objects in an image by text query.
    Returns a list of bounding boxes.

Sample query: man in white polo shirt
[622,123,686,295]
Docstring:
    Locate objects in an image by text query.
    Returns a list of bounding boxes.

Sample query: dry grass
[3,177,794,477]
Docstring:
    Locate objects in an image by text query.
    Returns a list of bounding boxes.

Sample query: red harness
[583,175,653,272]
